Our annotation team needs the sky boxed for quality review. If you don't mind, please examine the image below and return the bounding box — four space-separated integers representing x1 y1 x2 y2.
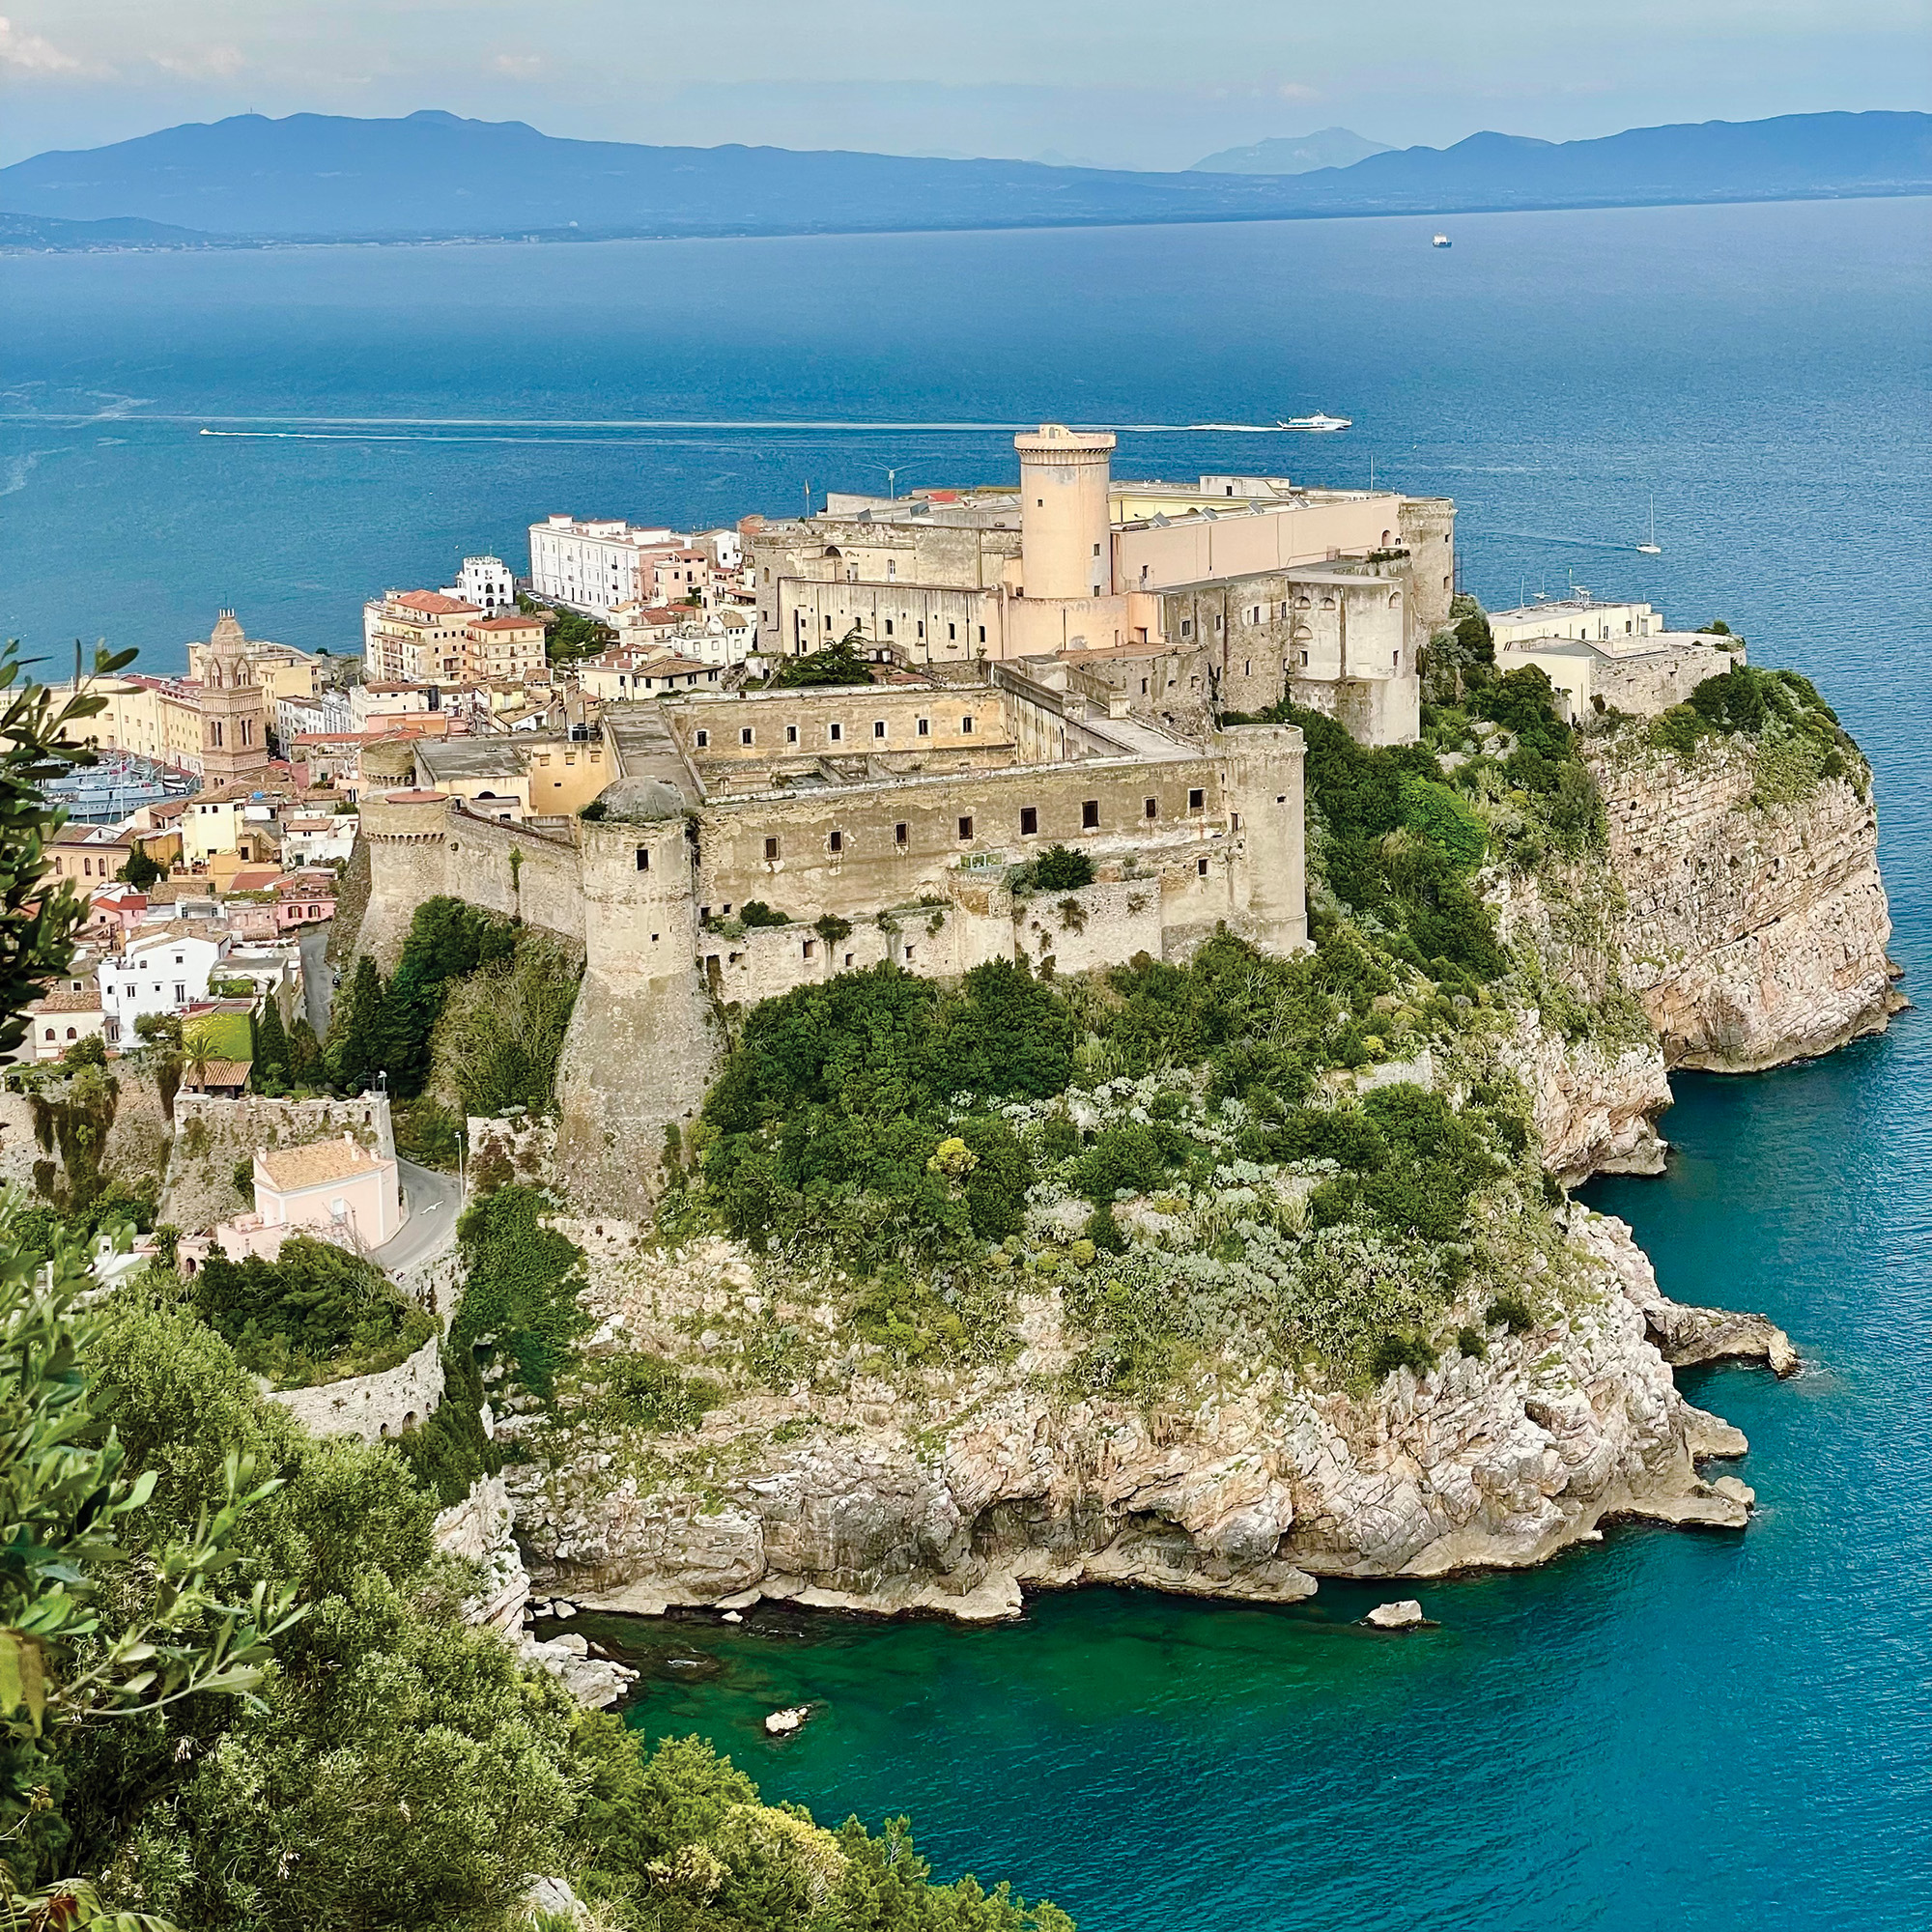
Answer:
1 0 1926 171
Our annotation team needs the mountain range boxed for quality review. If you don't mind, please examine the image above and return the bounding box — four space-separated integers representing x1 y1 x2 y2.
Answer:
2 108 1925 248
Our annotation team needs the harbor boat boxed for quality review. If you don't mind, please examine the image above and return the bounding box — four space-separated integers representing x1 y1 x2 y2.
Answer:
1635 496 1662 554
1432 234 1452 247
1275 413 1352 433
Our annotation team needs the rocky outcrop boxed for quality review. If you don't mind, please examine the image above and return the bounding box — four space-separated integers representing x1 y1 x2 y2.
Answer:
1587 737 1896 1071
1499 1015 1672 1185
507 1214 1768 1622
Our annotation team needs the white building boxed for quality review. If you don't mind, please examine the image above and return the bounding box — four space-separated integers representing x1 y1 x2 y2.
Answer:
1488 598 1664 650
98 925 227 1030
528 516 688 617
276 690 353 747
444 555 517 612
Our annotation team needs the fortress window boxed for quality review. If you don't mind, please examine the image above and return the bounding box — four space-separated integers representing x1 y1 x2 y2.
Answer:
1141 678 1150 694
1231 812 1241 831
1020 807 1038 836
1244 660 1252 676
830 723 843 743
786 724 799 744
829 830 843 854
1081 800 1099 830
844 952 854 967
803 939 816 959
957 815 974 841
949 623 957 640
741 727 754 746
895 822 908 848
885 620 894 636
764 837 780 861
635 846 650 871
918 621 925 639
696 729 710 748
1179 620 1193 639
917 717 930 737
873 721 887 739
1276 794 1287 804
960 715 975 734
904 945 916 961
1188 787 1205 810
978 626 986 643
1198 858 1209 877
1144 797 1157 819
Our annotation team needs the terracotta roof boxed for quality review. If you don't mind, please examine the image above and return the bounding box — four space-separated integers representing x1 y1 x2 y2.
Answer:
227 867 282 892
185 1060 251 1089
31 990 104 1013
257 1136 385 1192
469 612 546 632
53 824 130 847
389 591 481 617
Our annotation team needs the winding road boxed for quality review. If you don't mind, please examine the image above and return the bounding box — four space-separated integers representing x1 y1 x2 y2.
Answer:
371 1157 463 1274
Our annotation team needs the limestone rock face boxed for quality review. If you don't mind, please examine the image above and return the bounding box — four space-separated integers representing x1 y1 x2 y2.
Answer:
1497 1013 1673 1185
1588 739 1895 1071
508 1214 1768 1621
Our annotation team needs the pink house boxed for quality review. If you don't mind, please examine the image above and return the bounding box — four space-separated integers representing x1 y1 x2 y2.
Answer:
275 872 337 934
203 1134 402 1264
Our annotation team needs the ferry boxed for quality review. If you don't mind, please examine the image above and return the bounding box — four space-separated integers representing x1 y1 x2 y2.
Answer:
1275 413 1352 433
1432 234 1452 248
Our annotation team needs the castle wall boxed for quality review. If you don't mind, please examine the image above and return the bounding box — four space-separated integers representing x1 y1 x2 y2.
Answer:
695 756 1231 926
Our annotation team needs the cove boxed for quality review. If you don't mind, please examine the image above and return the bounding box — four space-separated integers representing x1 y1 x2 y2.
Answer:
605 1035 1932 1931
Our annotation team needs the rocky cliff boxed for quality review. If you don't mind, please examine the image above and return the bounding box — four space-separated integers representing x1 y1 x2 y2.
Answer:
506 1210 1781 1620
1587 733 1895 1072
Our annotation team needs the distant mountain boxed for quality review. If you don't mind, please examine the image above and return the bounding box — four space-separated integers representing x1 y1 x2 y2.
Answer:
1190 128 1394 175
0 208 212 250
1 108 1925 246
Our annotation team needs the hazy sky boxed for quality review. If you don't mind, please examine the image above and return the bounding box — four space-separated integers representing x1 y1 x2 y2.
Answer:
1 0 1926 170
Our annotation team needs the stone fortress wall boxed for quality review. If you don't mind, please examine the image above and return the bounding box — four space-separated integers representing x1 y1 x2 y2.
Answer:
355 664 1309 1208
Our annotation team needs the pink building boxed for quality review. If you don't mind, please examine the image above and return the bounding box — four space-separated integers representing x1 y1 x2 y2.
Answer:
275 872 336 934
207 1134 402 1264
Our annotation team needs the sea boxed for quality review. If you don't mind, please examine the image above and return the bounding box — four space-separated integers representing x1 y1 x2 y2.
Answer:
4 194 1929 1928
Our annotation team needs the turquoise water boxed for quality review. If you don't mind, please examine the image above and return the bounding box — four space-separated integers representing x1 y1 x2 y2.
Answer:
5 196 1930 1924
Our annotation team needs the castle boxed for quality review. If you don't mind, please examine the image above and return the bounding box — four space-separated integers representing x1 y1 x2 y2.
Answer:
354 426 1459 1208
745 425 1456 747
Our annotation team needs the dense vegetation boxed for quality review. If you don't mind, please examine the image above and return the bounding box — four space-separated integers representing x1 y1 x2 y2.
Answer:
520 594 613 668
770 633 874 689
688 926 1544 1386
191 1233 436 1386
325 897 582 1160
1648 661 1864 802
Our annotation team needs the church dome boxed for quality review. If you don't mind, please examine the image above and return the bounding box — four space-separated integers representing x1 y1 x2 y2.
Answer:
596 777 689 823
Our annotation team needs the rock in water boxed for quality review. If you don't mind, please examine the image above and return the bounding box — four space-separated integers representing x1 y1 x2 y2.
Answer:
722 1609 745 1624
1366 1600 1427 1629
552 1599 578 1618
764 1704 810 1735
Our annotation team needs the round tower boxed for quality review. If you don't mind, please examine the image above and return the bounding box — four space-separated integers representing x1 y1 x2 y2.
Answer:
1015 424 1115 600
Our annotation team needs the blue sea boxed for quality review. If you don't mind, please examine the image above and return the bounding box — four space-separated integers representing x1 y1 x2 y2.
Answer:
4 196 1930 1928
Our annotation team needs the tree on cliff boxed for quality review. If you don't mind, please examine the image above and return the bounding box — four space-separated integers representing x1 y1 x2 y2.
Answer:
252 991 290 1094
325 953 389 1094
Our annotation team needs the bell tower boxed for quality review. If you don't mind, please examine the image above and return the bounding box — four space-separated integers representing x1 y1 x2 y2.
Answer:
196 610 270 785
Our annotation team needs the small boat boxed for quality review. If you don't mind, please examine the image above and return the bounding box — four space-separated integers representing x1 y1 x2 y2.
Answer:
1432 234 1452 248
1275 413 1352 433
1635 495 1662 554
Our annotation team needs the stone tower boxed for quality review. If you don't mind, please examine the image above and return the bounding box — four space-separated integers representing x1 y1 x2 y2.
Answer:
1213 722 1309 956
1015 424 1115 601
196 611 270 786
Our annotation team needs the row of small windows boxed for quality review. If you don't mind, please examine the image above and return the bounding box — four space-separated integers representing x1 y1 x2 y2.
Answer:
808 613 988 646
758 789 1210 861
696 715 975 751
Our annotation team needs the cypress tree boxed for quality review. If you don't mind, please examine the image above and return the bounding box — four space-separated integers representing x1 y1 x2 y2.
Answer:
254 994 290 1092
327 955 390 1095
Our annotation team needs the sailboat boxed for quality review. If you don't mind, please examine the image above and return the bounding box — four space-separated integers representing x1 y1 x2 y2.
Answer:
1635 497 1662 554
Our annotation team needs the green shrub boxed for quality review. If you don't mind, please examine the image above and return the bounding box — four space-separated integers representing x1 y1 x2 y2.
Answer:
191 1236 428 1386
597 1352 720 1433
1487 1292 1536 1334
450 1184 589 1402
1370 1329 1440 1381
1025 844 1094 892
738 900 790 927
1456 1324 1487 1359
1399 777 1487 871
